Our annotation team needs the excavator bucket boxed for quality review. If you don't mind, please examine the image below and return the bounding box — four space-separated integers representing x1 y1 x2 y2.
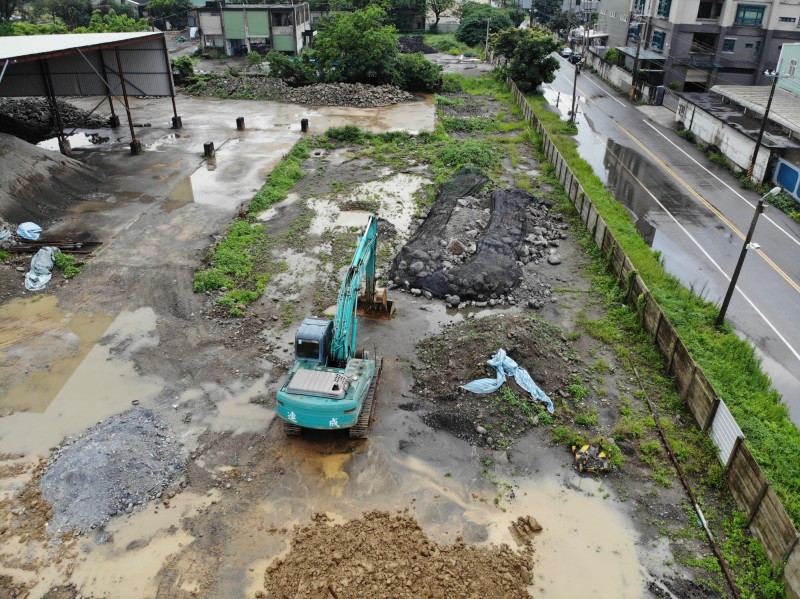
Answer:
357 287 395 320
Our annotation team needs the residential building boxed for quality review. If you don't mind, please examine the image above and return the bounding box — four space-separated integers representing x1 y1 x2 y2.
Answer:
599 0 800 91
191 3 312 56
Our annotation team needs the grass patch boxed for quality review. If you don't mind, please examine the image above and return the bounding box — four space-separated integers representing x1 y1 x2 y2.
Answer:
53 252 82 279
250 140 310 212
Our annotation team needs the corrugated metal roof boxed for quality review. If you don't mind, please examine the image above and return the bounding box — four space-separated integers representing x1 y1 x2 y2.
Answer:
710 85 800 136
0 32 161 62
0 32 172 98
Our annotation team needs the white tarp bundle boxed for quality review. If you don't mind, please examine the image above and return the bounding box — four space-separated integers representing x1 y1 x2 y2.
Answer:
461 348 554 413
25 246 59 291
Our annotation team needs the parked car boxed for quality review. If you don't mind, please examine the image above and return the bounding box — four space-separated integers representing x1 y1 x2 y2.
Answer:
559 47 573 57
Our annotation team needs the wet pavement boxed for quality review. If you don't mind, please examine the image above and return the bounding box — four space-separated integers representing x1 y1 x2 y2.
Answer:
545 56 800 423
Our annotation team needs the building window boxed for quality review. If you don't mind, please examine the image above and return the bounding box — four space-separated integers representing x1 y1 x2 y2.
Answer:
722 38 736 52
734 5 765 26
697 1 722 18
657 0 671 17
778 16 796 23
690 32 718 53
652 30 666 50
621 13 627 21
610 10 616 17
754 40 761 53
628 22 641 41
790 59 798 77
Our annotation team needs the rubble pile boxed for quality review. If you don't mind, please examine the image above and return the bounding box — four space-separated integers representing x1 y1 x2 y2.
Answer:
39 407 185 536
390 167 568 309
0 98 108 143
286 83 415 107
182 75 414 106
398 35 438 54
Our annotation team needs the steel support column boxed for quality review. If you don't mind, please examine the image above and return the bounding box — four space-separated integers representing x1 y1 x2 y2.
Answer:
114 46 142 155
98 51 120 128
161 36 182 129
40 59 70 156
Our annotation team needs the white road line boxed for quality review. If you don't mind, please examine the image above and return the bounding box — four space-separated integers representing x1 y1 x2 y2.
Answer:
579 71 627 106
617 152 800 364
643 120 800 248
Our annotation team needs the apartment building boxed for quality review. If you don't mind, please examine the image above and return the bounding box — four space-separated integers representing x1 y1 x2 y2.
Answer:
598 0 800 91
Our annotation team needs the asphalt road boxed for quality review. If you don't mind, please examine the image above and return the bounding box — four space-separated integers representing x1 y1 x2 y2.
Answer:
544 54 800 424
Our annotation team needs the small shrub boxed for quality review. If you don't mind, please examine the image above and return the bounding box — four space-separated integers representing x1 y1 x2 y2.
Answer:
437 138 497 170
640 439 663 457
676 127 695 142
395 52 443 92
171 56 195 80
53 252 82 279
325 125 368 145
193 268 232 292
603 47 620 65
246 51 263 68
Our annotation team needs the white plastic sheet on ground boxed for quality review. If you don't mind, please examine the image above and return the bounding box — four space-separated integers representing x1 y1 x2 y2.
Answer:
25 246 59 291
461 348 554 413
17 222 43 240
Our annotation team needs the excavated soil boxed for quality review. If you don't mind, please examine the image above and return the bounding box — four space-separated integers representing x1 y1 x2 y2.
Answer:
264 511 535 599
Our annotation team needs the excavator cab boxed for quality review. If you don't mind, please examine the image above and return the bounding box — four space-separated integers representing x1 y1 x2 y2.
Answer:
294 317 333 365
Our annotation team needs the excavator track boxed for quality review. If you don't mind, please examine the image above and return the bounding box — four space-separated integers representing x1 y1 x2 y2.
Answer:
349 357 383 439
283 421 303 436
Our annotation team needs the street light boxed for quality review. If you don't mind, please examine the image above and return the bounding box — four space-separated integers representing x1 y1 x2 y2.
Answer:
747 68 780 183
715 186 782 328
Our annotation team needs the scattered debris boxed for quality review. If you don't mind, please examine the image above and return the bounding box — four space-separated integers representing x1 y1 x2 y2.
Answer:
398 36 437 54
572 444 610 474
16 222 42 240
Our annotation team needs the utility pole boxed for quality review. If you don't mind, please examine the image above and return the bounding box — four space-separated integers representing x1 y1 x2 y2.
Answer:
570 58 580 124
747 69 780 183
485 16 491 59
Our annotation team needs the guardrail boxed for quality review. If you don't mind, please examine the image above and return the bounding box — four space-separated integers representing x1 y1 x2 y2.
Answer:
507 78 800 598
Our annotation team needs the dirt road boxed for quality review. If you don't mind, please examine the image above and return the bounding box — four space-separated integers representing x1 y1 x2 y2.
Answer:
0 89 724 598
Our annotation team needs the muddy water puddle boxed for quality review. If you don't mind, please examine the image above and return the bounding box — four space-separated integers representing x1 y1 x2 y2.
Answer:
0 304 164 456
265 437 647 598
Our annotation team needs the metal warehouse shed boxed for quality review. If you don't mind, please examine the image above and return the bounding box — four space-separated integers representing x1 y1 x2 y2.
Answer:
0 32 182 155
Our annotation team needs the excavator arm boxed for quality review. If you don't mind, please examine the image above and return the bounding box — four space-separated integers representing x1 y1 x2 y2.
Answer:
329 216 379 365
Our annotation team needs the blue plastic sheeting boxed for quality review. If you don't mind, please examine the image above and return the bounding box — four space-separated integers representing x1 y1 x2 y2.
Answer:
24 246 58 291
17 222 42 240
461 348 554 413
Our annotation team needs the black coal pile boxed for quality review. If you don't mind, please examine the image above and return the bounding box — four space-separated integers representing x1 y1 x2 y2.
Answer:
389 167 569 307
0 98 108 144
398 36 437 54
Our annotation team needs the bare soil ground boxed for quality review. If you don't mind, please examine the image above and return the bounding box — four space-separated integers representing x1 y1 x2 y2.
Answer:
0 86 733 598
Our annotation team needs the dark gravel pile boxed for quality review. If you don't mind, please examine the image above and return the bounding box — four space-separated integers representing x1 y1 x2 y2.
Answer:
398 35 437 54
40 407 184 536
390 167 569 308
0 98 108 143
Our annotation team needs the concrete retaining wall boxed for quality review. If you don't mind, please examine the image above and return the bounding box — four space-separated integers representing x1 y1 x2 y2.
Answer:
508 78 800 598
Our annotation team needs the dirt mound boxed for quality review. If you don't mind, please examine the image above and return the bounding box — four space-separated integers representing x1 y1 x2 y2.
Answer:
0 133 106 227
0 98 108 144
414 314 575 449
390 167 569 307
264 511 533 599
40 407 184 536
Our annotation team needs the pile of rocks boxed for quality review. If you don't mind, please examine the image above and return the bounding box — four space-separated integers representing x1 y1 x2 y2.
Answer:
398 35 438 54
285 82 415 107
390 167 569 309
39 407 185 536
182 75 415 107
0 98 108 143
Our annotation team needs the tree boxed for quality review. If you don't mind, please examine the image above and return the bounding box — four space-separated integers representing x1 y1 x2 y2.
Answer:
455 3 513 47
1 0 18 21
426 0 454 26
395 52 442 91
313 6 399 85
146 0 191 30
489 27 559 92
49 0 92 29
73 8 149 32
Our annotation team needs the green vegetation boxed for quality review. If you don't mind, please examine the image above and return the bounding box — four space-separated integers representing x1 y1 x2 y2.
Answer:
1 2 146 34
0 249 9 262
489 28 560 93
250 141 310 212
146 0 192 29
455 2 513 47
53 252 82 279
171 56 195 80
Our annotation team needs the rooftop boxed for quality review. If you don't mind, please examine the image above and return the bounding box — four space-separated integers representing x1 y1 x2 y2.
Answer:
0 32 162 63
